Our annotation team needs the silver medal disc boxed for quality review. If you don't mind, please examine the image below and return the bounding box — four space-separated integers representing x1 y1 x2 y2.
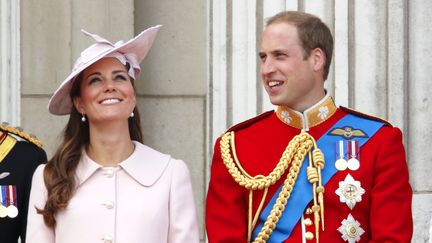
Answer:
0 205 7 218
335 158 348 171
7 205 18 218
347 158 360 171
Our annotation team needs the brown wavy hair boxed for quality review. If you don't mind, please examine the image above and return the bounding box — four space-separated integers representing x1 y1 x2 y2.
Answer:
37 70 143 227
266 11 334 81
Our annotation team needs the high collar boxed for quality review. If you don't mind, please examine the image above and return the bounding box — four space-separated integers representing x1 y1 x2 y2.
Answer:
275 94 337 130
76 141 170 187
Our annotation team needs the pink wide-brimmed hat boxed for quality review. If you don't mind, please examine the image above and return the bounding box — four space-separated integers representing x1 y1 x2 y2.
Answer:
48 25 162 115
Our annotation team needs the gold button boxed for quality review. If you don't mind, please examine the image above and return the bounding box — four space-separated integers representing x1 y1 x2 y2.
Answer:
305 208 313 214
305 231 314 240
304 218 313 226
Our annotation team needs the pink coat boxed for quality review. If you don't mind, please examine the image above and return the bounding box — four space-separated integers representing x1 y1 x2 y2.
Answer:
26 141 199 243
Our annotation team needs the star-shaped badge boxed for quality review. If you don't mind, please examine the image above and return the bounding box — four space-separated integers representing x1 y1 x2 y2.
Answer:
338 214 365 243
335 174 365 209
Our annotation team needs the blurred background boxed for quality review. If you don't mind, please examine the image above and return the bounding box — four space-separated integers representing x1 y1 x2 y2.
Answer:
1 0 431 242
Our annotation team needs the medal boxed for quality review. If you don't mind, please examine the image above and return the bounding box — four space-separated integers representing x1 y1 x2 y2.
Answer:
5 185 18 218
0 205 7 218
335 140 348 171
347 140 360 171
335 174 365 209
337 214 365 243
335 158 347 171
7 205 18 218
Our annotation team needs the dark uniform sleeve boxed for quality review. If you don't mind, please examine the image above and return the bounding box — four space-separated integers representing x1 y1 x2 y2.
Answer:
0 141 47 243
19 142 47 243
205 137 248 242
369 127 412 242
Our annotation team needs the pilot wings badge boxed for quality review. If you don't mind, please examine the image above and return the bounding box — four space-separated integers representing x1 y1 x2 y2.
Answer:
328 126 368 140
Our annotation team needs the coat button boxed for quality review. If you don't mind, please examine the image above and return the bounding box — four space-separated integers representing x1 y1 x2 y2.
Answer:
102 235 113 243
103 169 114 178
102 201 114 209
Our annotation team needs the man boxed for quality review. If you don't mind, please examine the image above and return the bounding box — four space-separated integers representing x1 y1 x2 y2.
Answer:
0 122 46 243
206 11 412 242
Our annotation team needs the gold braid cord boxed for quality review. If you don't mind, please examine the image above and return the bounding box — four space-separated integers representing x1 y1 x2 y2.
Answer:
0 122 43 148
220 131 325 243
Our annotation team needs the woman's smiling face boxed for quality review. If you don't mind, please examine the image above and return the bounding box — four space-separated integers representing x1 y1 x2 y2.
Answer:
73 57 136 124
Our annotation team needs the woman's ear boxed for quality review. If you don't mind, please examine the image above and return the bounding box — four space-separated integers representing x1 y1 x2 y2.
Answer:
133 93 137 107
72 97 84 114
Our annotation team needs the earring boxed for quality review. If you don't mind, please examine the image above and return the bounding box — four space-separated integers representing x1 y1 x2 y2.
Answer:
130 112 134 118
81 114 86 122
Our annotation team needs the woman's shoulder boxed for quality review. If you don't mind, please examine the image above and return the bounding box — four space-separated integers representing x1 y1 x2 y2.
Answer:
30 164 47 190
134 142 187 164
131 142 191 181
134 142 170 160
34 163 46 176
124 142 182 186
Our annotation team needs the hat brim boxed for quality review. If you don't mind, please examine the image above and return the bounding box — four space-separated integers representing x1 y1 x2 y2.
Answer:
48 25 162 115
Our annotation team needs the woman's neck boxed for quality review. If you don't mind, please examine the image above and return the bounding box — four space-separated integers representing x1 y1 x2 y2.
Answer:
86 122 135 167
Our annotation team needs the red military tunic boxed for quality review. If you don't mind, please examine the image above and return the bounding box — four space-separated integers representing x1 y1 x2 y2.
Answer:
206 95 412 242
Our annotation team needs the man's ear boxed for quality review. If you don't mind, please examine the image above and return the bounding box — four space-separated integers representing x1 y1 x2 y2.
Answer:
310 48 326 72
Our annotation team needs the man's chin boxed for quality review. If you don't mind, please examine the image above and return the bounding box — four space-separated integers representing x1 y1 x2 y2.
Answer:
268 98 285 107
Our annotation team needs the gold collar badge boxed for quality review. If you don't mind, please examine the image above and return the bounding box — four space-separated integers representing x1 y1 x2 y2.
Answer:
276 95 337 130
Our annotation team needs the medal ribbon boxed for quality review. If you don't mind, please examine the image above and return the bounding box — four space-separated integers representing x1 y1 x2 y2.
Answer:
348 140 359 159
5 185 10 205
8 185 16 206
0 185 5 206
252 113 384 242
335 140 346 160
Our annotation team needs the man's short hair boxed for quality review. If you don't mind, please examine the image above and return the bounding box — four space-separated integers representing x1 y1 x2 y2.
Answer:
266 11 334 81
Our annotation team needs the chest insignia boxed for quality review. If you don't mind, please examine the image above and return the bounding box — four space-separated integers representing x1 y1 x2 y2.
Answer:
0 172 10 180
335 140 361 171
338 214 365 243
0 185 18 218
328 126 368 140
335 174 365 210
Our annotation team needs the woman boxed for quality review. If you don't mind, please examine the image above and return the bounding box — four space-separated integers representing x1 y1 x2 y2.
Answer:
26 26 199 243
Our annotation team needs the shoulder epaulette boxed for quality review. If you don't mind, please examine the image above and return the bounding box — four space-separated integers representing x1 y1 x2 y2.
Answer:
0 122 43 148
226 110 274 133
340 106 392 127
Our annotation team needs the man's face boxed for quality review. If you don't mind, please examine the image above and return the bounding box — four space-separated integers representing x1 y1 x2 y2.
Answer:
259 22 323 111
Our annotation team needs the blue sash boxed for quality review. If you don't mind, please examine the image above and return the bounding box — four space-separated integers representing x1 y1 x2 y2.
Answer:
252 114 384 242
